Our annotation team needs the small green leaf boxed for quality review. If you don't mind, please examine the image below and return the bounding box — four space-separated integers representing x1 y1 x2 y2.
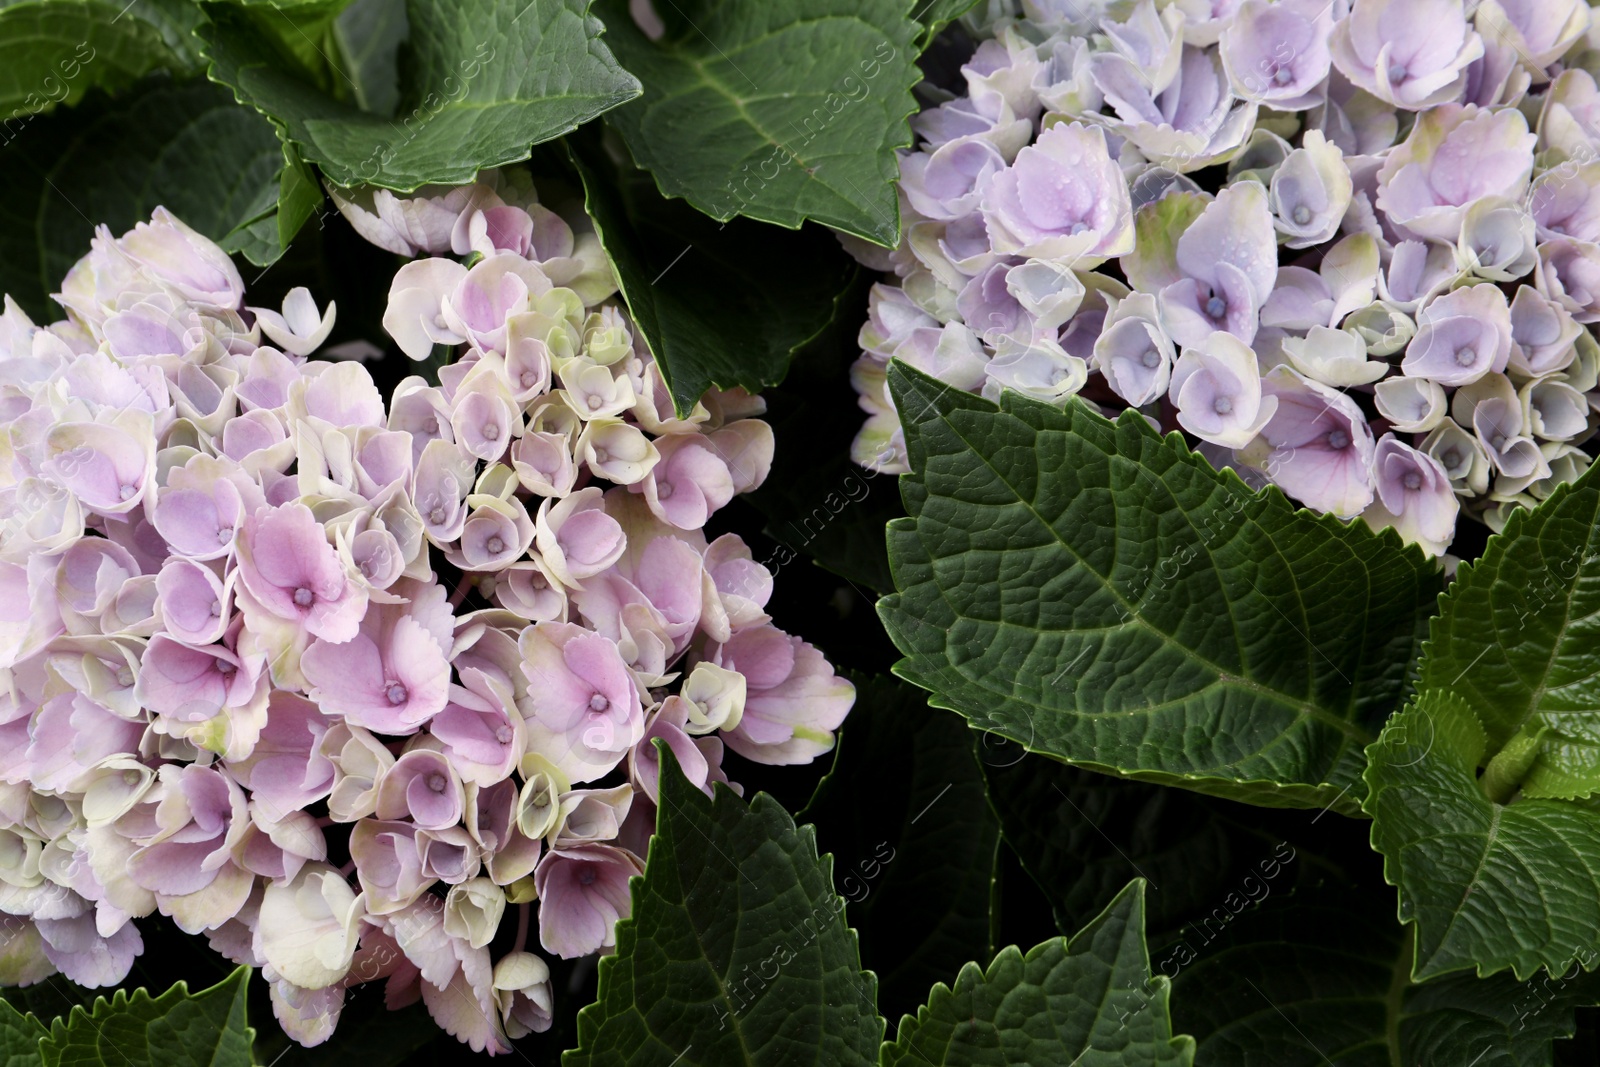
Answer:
0 0 203 121
0 76 286 319
565 745 882 1066
799 674 999 1026
1412 462 1600 799
909 0 982 46
1170 880 1600 1066
571 133 861 415
593 0 920 246
200 0 641 191
1366 693 1600 983
883 880 1195 1066
0 999 47 1067
878 362 1441 814
1365 465 1600 982
38 965 252 1067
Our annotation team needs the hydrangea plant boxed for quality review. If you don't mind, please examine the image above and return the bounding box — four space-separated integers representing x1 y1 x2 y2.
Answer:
2 0 1600 1063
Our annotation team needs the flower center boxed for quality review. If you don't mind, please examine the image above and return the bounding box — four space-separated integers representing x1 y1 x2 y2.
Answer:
495 724 513 744
1212 395 1234 416
482 422 499 440
1205 295 1227 320
657 481 674 500
209 599 222 617
1454 346 1477 367
1292 205 1312 226
293 586 315 607
1140 349 1161 369
1068 222 1089 236
485 535 505 555
586 394 602 410
429 506 446 525
520 371 538 389
588 693 609 713
529 572 546 589
1272 65 1293 86
1402 471 1422 491
216 526 234 544
116 666 134 687
386 682 408 705
1491 433 1507 451
215 660 235 675
122 769 141 786
426 773 446 793
118 483 136 501
577 866 597 887
1326 430 1350 450
1442 448 1461 469
591 447 610 464
1387 63 1407 84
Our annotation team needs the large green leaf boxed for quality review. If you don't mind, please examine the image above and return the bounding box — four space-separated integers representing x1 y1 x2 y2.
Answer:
0 76 287 319
571 133 861 415
1170 880 1600 1066
799 674 999 1027
878 362 1442 814
1365 693 1600 983
883 879 1195 1066
1365 467 1600 982
0 0 202 121
565 745 882 1066
984 754 1328 940
593 0 919 246
0 1000 46 1067
38 966 252 1067
1412 463 1600 800
200 0 640 190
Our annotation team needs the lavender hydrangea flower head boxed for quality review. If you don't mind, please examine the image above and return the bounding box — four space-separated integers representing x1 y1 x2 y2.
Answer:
845 0 1600 553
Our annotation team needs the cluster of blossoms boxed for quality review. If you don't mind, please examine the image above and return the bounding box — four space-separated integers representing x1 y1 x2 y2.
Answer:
0 169 854 1051
847 0 1600 554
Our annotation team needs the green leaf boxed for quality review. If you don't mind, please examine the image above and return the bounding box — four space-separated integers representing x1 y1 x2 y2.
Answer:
984 754 1321 940
0 76 286 319
565 745 882 1066
1411 463 1600 800
877 362 1442 814
593 0 920 246
571 133 862 415
38 965 252 1067
1365 466 1600 982
798 674 999 1026
1169 880 1600 1066
1365 693 1600 982
329 0 406 116
0 0 203 122
883 880 1195 1067
0 999 47 1067
909 0 981 46
199 0 641 190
